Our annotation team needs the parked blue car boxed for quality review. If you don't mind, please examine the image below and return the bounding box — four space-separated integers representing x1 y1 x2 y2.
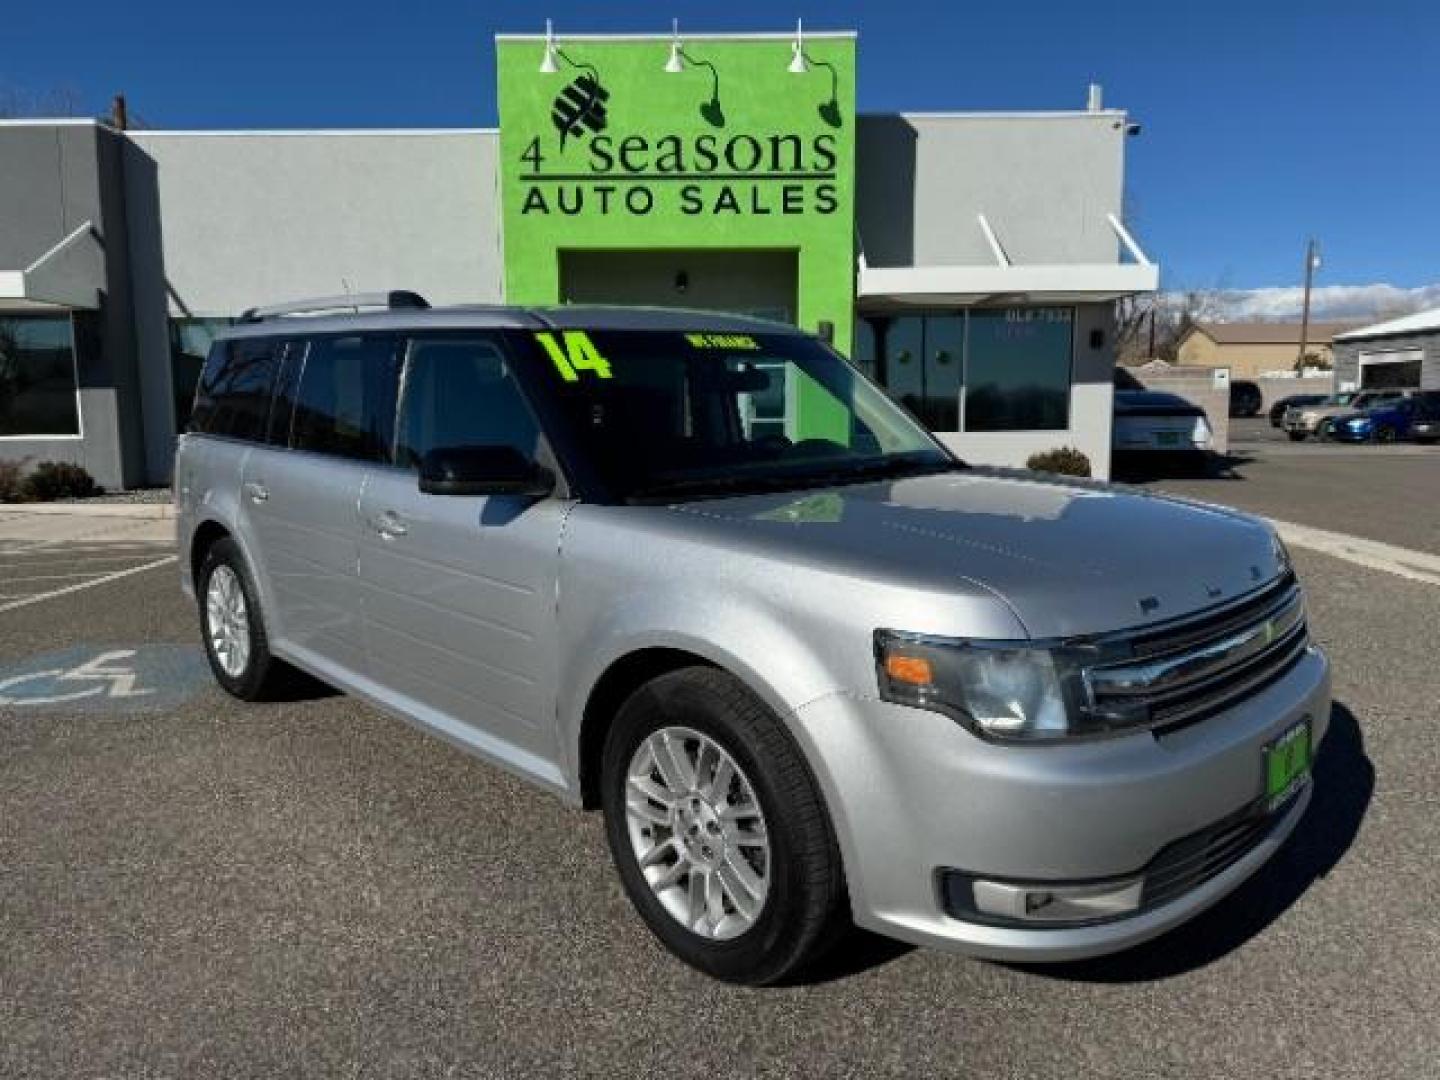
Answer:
1326 391 1440 443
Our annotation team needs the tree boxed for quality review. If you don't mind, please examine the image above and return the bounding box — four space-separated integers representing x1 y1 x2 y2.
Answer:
0 86 87 119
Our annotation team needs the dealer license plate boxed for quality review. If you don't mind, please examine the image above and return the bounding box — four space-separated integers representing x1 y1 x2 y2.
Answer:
1155 431 1182 447
1264 718 1312 812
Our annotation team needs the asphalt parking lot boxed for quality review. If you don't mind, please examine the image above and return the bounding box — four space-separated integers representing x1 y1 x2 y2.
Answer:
2 457 1438 1078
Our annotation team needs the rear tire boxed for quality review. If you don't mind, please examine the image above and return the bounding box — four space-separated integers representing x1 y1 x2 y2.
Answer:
1287 432 1306 442
197 536 286 701
601 667 847 985
1374 425 1397 444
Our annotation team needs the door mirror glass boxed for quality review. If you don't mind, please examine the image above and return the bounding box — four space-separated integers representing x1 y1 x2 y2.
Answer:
418 446 554 498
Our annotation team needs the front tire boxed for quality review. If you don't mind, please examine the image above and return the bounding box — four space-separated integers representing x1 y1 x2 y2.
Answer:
198 536 285 701
1287 431 1306 442
601 667 846 985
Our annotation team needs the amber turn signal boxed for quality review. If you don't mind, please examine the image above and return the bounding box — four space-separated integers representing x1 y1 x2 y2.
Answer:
884 653 934 687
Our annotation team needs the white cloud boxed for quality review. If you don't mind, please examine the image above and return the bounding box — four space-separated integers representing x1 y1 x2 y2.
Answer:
1193 283 1440 323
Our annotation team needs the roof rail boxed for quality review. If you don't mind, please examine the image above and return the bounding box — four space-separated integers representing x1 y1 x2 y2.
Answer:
238 290 430 323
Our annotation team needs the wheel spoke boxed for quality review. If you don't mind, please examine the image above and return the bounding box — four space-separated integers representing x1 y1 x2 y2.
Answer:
720 799 761 824
732 821 768 848
706 755 733 801
717 861 761 920
626 796 672 827
627 774 675 809
655 731 696 792
687 868 708 930
650 857 688 894
638 837 678 869
705 866 727 929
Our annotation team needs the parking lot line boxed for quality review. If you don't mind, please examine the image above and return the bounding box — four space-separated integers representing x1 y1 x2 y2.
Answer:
1270 519 1440 586
0 555 177 615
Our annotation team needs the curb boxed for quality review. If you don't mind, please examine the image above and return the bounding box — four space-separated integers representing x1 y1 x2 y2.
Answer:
0 502 176 521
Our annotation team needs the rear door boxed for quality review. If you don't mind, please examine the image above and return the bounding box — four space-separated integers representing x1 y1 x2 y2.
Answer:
242 332 402 676
357 332 568 778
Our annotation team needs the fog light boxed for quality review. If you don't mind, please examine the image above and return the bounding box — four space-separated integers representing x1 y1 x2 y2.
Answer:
967 876 1143 924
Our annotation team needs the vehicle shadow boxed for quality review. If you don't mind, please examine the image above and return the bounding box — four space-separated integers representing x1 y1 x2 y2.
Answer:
785 925 916 986
1116 451 1255 484
1012 700 1371 984
264 662 342 703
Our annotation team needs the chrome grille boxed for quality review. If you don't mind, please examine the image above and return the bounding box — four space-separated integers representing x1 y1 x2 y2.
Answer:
1084 575 1309 733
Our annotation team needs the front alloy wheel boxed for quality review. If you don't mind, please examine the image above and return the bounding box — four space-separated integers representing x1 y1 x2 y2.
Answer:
624 726 770 940
602 667 847 984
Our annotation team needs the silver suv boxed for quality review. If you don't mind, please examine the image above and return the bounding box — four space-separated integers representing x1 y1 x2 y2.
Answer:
176 294 1330 984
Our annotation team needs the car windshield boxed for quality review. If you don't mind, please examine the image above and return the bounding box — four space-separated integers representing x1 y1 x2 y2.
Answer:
514 328 955 503
1326 393 1357 407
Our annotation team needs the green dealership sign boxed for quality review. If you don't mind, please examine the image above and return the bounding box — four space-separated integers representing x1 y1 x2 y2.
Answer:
496 33 857 352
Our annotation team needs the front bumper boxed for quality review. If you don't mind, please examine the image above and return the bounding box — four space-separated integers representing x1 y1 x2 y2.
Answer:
1329 427 1372 442
790 644 1331 961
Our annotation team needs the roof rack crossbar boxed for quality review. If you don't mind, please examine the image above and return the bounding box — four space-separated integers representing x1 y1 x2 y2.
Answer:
238 290 430 323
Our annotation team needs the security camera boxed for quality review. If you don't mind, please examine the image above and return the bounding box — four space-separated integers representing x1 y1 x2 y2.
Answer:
1126 123 1142 137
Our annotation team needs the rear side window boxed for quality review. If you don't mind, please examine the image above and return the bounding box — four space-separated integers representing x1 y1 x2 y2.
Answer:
188 337 284 441
395 335 541 469
290 335 403 462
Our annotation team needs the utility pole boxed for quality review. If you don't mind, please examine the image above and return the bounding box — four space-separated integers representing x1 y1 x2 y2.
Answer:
1296 238 1320 371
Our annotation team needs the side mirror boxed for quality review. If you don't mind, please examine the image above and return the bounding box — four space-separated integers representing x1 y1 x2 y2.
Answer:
418 445 555 498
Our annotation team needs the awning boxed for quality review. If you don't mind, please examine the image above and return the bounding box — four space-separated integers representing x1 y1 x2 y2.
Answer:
0 221 103 309
857 212 1159 306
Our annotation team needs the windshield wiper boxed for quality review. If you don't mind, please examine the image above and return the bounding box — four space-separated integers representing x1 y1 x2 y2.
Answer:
625 473 809 504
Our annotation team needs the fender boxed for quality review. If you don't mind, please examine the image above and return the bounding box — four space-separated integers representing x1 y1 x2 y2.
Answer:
555 576 850 797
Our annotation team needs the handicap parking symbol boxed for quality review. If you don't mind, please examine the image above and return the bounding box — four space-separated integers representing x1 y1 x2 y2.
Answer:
0 646 210 713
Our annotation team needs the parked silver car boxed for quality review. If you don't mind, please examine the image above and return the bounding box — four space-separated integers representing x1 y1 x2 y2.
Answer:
176 294 1330 984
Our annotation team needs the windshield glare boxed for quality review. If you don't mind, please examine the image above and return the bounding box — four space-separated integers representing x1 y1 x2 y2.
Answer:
519 329 952 501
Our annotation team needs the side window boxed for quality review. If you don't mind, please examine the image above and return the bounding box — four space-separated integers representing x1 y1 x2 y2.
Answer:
188 343 225 434
290 335 403 462
395 336 541 469
189 337 284 441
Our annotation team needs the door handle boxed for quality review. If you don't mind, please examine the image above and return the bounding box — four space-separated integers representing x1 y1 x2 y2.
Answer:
372 510 408 539
244 481 269 503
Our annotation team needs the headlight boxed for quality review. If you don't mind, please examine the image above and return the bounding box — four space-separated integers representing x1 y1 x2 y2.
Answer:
875 631 1081 741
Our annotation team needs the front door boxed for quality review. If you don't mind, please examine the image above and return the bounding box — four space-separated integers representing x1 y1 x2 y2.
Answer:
357 333 567 780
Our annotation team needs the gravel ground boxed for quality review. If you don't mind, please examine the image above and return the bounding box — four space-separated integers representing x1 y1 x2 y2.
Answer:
59 487 173 505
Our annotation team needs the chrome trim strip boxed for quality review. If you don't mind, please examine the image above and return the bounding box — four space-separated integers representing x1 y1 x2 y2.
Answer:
1149 632 1310 726
1086 591 1305 701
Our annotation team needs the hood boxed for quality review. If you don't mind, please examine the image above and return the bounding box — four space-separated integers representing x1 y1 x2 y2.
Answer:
664 470 1283 639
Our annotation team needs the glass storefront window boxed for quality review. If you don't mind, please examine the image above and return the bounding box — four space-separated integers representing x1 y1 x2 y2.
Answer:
856 308 1074 433
964 308 1073 432
170 318 234 432
0 315 81 436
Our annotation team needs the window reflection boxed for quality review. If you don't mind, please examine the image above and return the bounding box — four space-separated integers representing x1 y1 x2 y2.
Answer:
0 315 80 436
855 308 1073 433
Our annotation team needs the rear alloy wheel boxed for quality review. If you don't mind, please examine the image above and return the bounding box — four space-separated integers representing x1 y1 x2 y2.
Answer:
602 667 847 985
198 537 285 701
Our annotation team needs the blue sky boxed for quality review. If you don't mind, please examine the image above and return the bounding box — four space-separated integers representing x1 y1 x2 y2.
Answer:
6 1 1437 305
